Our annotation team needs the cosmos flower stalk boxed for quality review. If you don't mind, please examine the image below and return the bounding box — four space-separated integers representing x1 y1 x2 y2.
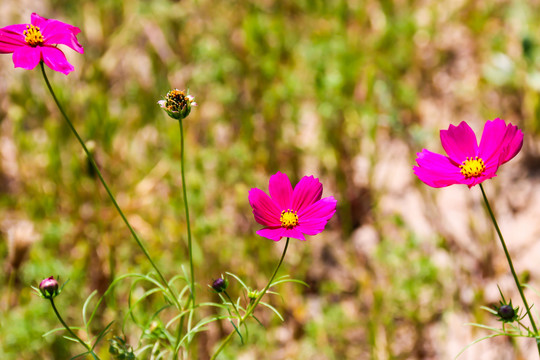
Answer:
414 119 540 356
34 277 100 359
211 173 336 359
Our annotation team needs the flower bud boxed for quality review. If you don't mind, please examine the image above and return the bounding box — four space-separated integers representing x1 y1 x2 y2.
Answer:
247 289 259 302
39 276 59 299
211 277 228 293
158 89 197 121
497 304 516 321
109 336 135 360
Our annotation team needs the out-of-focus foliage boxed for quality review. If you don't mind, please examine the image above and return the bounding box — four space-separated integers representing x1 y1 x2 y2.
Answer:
1 0 540 358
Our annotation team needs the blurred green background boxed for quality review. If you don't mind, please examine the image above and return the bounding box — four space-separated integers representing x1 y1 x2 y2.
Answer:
2 0 540 359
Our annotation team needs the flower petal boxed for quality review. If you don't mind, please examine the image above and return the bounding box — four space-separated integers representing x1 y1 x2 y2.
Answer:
256 227 284 241
248 188 281 227
280 227 306 241
478 119 508 164
296 196 337 236
0 25 27 53
256 227 305 241
413 149 465 188
12 46 41 70
440 121 478 163
499 128 523 165
41 46 74 75
298 196 337 221
268 172 293 210
480 118 523 165
292 175 323 213
41 21 83 53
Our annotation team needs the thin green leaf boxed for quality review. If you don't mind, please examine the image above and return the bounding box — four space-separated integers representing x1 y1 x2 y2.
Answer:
455 333 502 359
70 351 90 360
135 344 154 357
259 301 284 321
196 301 232 310
226 272 250 291
229 320 244 344
91 320 114 350
87 273 142 327
82 290 98 330
62 335 82 343
270 278 309 287
165 309 192 329
176 316 230 350
480 306 498 315
42 327 83 337
125 287 164 329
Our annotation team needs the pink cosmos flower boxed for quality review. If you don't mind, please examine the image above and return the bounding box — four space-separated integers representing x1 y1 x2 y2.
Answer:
0 13 83 75
249 172 337 241
413 118 523 188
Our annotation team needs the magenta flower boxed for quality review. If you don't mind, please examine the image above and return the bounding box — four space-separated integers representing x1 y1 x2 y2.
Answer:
413 118 523 188
249 172 337 241
0 13 83 75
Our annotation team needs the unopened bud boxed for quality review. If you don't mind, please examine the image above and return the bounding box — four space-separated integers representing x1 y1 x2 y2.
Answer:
212 277 228 293
39 276 59 299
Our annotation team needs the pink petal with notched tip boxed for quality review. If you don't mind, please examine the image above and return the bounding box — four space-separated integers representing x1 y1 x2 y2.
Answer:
493 122 523 165
298 196 336 222
440 121 479 163
248 188 281 227
478 119 513 166
41 22 83 53
41 46 74 75
413 149 464 188
292 175 323 213
268 171 293 210
30 13 83 53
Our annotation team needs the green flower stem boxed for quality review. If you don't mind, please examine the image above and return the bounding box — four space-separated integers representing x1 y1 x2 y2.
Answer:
224 291 241 320
49 298 100 360
210 238 290 360
479 184 540 353
172 119 196 359
39 63 180 310
178 119 195 303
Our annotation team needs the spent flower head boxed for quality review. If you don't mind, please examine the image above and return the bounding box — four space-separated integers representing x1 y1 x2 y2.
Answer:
0 13 83 75
413 119 523 188
158 89 197 120
249 172 337 241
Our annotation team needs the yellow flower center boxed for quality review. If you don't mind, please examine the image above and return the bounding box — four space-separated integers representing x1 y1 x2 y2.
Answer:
459 156 486 178
23 25 44 46
280 209 299 229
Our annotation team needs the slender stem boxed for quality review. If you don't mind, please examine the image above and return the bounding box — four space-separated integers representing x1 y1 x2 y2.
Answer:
210 238 290 360
49 298 100 360
172 120 196 359
39 63 180 309
479 184 540 352
223 291 241 320
178 119 195 303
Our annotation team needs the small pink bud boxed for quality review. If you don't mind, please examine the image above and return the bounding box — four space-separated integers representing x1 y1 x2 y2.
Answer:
39 276 59 299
